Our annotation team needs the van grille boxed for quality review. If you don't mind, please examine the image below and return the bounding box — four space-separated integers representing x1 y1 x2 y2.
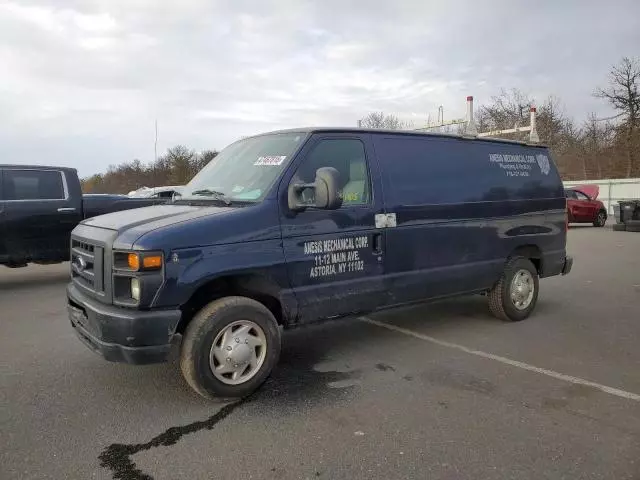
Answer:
71 237 104 293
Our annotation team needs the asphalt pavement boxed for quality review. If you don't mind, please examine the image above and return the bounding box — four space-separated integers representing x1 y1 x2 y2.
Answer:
1 224 639 479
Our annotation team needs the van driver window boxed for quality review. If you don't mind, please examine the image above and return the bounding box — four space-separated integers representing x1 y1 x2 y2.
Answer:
293 139 370 206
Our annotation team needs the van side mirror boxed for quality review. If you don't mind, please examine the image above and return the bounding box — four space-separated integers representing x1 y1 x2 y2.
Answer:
288 167 343 212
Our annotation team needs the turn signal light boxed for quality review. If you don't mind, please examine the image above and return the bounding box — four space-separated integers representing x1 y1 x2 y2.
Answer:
142 255 163 269
127 253 140 271
127 252 162 271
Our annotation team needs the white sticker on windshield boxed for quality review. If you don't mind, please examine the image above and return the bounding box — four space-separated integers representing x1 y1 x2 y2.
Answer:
235 189 262 200
255 155 286 166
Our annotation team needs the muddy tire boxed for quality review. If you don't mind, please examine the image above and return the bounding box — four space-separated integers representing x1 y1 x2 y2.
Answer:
593 210 607 227
488 256 539 322
180 296 281 401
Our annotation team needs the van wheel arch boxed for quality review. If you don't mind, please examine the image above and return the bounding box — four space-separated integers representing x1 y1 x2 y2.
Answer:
508 244 542 275
177 274 286 335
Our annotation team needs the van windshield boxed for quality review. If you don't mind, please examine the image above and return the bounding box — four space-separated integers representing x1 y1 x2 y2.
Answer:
179 132 307 204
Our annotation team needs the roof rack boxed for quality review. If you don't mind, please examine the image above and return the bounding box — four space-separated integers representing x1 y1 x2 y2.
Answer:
412 96 540 144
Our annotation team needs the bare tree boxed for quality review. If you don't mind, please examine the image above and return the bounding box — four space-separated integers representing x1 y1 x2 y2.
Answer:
81 146 217 194
538 96 569 150
164 145 197 184
193 149 218 172
582 113 616 178
594 56 640 177
359 112 407 130
477 88 532 138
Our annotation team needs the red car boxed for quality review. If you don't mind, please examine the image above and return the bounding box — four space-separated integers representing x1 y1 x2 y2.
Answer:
565 184 607 227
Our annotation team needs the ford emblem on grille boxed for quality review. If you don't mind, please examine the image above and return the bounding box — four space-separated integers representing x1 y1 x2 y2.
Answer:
75 256 87 271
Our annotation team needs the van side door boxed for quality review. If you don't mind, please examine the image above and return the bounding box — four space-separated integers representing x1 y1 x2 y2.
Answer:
1 168 81 263
278 133 387 323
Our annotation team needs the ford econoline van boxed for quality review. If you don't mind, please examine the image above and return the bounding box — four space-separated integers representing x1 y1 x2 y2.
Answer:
67 128 572 399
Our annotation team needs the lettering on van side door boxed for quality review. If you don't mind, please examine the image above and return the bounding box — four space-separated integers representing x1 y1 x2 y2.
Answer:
304 235 369 278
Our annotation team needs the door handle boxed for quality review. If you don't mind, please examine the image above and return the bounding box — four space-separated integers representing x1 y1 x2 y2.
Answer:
57 207 77 213
372 233 383 254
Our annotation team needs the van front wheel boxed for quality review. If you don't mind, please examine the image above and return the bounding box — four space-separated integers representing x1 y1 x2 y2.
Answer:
488 257 539 322
180 296 281 400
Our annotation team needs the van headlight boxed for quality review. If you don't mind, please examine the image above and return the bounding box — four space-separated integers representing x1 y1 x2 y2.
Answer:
112 250 164 307
131 278 141 301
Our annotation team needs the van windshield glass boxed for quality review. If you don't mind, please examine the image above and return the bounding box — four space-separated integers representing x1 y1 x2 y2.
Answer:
179 132 306 203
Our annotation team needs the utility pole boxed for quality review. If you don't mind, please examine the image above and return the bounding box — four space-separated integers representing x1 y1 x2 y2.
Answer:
154 119 158 162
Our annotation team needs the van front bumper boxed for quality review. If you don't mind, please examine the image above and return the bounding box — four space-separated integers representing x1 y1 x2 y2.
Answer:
67 283 181 365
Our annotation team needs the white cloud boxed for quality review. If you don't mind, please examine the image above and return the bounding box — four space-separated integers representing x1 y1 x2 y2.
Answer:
1 2 64 34
0 0 639 177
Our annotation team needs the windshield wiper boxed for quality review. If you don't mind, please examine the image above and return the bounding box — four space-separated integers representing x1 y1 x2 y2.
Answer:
190 189 232 205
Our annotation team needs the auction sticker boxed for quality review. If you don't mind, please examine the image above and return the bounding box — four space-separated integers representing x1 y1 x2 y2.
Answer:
255 156 287 166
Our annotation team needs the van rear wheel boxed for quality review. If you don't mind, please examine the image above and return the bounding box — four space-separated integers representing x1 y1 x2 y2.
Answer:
488 257 539 322
180 296 281 400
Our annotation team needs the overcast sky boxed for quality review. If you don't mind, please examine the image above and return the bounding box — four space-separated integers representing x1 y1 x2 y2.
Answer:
1 0 639 177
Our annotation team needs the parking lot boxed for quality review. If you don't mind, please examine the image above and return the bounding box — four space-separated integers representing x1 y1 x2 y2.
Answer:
1 224 639 480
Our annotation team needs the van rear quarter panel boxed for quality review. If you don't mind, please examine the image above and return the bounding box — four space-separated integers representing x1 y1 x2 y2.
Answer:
372 134 566 304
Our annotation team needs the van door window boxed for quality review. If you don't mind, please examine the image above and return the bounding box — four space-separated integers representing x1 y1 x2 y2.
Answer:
292 139 370 206
3 170 65 201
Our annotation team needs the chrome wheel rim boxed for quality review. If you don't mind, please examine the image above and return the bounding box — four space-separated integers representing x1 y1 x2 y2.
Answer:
209 320 267 385
510 269 535 310
598 213 605 225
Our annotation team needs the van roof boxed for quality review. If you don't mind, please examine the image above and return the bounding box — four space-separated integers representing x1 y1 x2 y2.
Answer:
0 164 78 172
249 127 547 148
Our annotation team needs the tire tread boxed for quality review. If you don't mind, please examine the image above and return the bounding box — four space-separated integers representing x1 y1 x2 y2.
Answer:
180 296 279 401
488 256 538 322
488 266 510 322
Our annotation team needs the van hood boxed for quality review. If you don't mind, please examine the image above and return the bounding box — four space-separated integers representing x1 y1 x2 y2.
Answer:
574 184 599 200
81 204 233 233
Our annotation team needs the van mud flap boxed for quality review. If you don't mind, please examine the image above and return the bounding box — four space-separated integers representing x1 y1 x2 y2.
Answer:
561 256 573 275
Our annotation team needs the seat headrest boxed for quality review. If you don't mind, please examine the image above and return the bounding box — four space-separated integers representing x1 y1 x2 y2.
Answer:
349 158 366 182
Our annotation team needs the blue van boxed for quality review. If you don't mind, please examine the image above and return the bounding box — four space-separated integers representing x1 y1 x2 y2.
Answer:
67 128 572 399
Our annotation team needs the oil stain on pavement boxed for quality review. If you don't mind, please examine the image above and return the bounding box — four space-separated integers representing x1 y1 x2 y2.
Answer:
99 399 248 480
98 324 363 479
